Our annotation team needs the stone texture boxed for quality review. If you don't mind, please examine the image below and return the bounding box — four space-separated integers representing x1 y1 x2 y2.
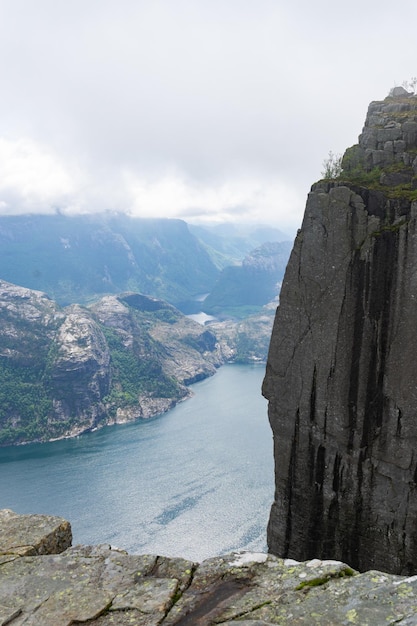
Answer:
47 304 111 433
4 510 417 624
0 509 72 557
342 92 417 181
263 94 417 575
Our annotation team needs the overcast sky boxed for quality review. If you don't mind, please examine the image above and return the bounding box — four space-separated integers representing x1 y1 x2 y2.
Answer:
0 0 416 235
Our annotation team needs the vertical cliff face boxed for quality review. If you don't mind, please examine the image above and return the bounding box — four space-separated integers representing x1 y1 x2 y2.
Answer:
263 90 417 575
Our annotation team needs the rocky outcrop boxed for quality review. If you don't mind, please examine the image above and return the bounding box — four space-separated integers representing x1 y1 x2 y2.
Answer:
263 91 417 575
0 281 229 446
0 509 72 557
342 87 417 189
210 301 278 363
47 305 111 434
4 510 417 625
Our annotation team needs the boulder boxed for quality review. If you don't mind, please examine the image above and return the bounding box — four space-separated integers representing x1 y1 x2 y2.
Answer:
0 509 71 557
342 92 417 182
390 85 413 97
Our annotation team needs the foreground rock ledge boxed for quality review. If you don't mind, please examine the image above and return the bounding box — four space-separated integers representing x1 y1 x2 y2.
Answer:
2 511 417 625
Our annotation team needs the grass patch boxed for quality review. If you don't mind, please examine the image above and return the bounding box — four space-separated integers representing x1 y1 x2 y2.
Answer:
295 567 355 591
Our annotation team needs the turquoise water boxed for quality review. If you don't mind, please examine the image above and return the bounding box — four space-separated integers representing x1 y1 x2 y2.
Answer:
0 364 273 561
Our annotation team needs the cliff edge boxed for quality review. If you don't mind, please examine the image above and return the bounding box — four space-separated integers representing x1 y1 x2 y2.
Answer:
263 87 417 575
4 510 417 625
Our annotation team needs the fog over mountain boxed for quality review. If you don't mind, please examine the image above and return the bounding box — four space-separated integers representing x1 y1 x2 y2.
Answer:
0 1 416 234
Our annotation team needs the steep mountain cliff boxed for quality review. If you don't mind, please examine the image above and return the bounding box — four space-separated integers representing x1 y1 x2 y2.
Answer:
263 88 417 575
0 281 229 446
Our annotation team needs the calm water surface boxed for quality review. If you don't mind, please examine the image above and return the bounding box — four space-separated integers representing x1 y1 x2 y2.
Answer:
0 364 273 561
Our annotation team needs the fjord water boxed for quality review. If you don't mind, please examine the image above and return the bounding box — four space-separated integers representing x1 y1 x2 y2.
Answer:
0 364 273 561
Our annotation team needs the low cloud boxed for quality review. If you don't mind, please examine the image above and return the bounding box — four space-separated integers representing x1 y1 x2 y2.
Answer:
0 138 77 213
0 135 305 234
123 170 303 230
0 1 416 235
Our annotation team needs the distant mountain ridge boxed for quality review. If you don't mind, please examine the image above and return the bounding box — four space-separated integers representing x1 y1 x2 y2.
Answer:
0 213 292 318
0 213 219 308
188 222 290 269
202 240 292 317
0 213 291 314
0 212 292 445
0 270 284 445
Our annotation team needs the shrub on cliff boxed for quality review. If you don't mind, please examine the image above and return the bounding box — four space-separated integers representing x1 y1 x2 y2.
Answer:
321 151 342 179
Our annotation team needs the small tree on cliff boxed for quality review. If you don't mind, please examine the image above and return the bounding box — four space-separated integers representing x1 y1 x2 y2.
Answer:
388 78 417 96
402 77 417 93
321 151 342 179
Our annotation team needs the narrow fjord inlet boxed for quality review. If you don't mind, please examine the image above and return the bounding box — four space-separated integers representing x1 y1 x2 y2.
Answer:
0 364 272 561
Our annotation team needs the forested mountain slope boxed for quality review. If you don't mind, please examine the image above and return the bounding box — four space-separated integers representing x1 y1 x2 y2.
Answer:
0 280 230 446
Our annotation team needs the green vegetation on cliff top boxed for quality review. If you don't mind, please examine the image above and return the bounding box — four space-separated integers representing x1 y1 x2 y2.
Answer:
321 92 417 202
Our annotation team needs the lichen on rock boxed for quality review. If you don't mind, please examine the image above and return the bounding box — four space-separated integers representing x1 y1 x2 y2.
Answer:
3 510 417 625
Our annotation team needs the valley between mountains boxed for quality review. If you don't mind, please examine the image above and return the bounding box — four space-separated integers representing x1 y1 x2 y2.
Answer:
0 219 291 446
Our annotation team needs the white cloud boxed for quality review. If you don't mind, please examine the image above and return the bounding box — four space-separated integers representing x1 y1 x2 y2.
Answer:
0 134 304 234
124 170 304 232
0 0 416 232
0 138 77 213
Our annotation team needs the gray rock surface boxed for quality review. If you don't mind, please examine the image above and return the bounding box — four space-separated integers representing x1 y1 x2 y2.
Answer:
263 93 417 574
47 304 111 435
3 511 417 625
0 509 72 557
342 92 417 183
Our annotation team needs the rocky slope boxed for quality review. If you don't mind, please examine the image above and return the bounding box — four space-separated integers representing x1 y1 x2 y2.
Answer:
0 281 230 446
263 87 417 575
210 299 278 362
3 509 417 625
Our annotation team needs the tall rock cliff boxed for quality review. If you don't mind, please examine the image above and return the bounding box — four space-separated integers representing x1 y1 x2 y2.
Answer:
263 88 417 575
